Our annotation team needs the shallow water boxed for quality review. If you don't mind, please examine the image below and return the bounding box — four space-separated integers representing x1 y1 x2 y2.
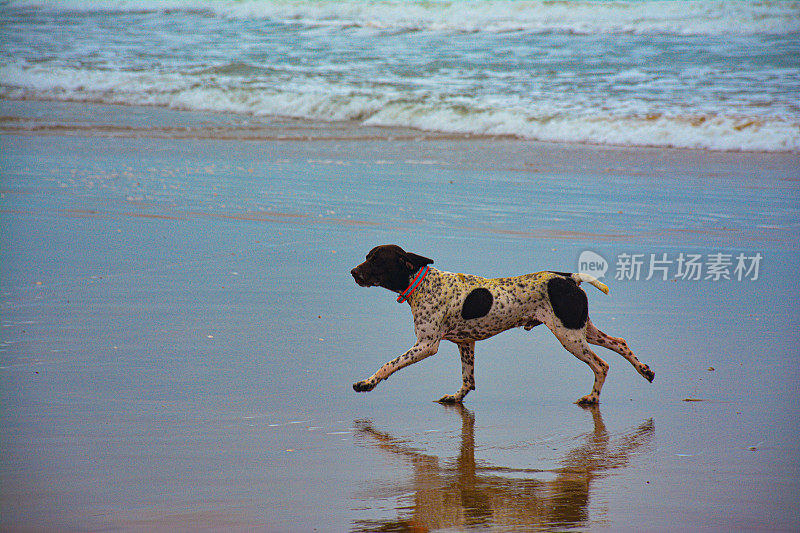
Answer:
1 101 799 531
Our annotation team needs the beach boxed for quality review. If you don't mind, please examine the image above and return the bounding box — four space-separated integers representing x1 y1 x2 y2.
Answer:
1 99 799 531
2 0 800 530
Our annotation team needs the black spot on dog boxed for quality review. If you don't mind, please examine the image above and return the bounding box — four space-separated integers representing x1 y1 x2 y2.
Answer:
461 288 493 320
547 277 587 329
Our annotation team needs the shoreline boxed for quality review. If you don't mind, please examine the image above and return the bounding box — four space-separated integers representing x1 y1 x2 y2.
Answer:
3 98 800 156
2 99 798 255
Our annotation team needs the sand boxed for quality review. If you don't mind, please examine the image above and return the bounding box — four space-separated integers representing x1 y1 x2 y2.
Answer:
1 100 799 531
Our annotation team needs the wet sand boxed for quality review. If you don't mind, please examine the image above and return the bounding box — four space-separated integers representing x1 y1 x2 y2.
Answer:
1 100 799 531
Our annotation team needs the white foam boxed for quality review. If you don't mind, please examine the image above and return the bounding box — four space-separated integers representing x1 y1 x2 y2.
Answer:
2 61 798 152
355 94 800 152
9 0 800 36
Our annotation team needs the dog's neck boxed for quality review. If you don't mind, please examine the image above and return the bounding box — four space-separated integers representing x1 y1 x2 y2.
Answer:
396 265 430 303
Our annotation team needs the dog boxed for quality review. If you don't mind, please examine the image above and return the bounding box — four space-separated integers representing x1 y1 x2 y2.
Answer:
350 244 654 404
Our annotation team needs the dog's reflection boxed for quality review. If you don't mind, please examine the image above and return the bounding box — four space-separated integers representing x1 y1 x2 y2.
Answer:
354 405 653 532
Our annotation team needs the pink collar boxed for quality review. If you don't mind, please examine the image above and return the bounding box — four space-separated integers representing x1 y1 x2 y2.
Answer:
396 265 430 303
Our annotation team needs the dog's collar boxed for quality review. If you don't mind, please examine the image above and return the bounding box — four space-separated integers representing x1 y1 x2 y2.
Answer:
397 265 429 303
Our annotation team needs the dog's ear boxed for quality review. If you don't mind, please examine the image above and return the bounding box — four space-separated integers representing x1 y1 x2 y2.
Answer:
400 250 434 271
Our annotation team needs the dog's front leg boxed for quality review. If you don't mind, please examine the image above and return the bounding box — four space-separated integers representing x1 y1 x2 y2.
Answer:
353 337 440 393
438 341 475 403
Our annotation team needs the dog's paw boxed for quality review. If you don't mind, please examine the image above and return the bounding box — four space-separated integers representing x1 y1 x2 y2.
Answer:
576 394 599 405
437 394 462 404
353 379 377 392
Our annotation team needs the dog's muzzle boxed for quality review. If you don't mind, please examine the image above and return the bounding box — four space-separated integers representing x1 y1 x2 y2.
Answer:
351 267 370 287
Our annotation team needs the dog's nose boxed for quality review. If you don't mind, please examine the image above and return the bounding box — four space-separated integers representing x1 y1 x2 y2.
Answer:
351 267 368 286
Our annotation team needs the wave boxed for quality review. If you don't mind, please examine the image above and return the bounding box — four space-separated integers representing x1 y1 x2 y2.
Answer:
2 64 797 152
365 105 800 153
7 0 800 36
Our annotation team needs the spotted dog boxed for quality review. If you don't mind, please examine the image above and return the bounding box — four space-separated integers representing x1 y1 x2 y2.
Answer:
350 244 654 404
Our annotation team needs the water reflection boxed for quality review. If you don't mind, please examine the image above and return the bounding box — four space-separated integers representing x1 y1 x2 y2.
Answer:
354 405 653 532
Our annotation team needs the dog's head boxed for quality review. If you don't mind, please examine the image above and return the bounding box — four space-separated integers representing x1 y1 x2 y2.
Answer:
351 244 434 292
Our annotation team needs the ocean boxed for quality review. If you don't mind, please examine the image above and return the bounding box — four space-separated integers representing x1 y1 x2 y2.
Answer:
1 0 799 152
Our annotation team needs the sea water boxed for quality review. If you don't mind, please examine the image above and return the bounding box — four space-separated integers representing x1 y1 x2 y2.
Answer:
1 0 799 151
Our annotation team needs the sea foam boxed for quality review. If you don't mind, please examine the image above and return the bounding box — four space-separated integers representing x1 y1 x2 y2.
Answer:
3 63 798 152
9 0 800 36
2 0 799 152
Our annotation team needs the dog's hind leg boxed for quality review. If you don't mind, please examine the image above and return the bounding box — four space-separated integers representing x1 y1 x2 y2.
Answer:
551 328 609 405
438 341 476 404
585 320 654 383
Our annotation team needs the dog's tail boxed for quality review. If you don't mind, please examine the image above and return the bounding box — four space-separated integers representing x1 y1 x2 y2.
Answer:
573 273 610 295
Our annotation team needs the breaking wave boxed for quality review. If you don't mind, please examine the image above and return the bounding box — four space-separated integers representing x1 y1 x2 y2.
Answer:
2 63 798 152
7 0 800 36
